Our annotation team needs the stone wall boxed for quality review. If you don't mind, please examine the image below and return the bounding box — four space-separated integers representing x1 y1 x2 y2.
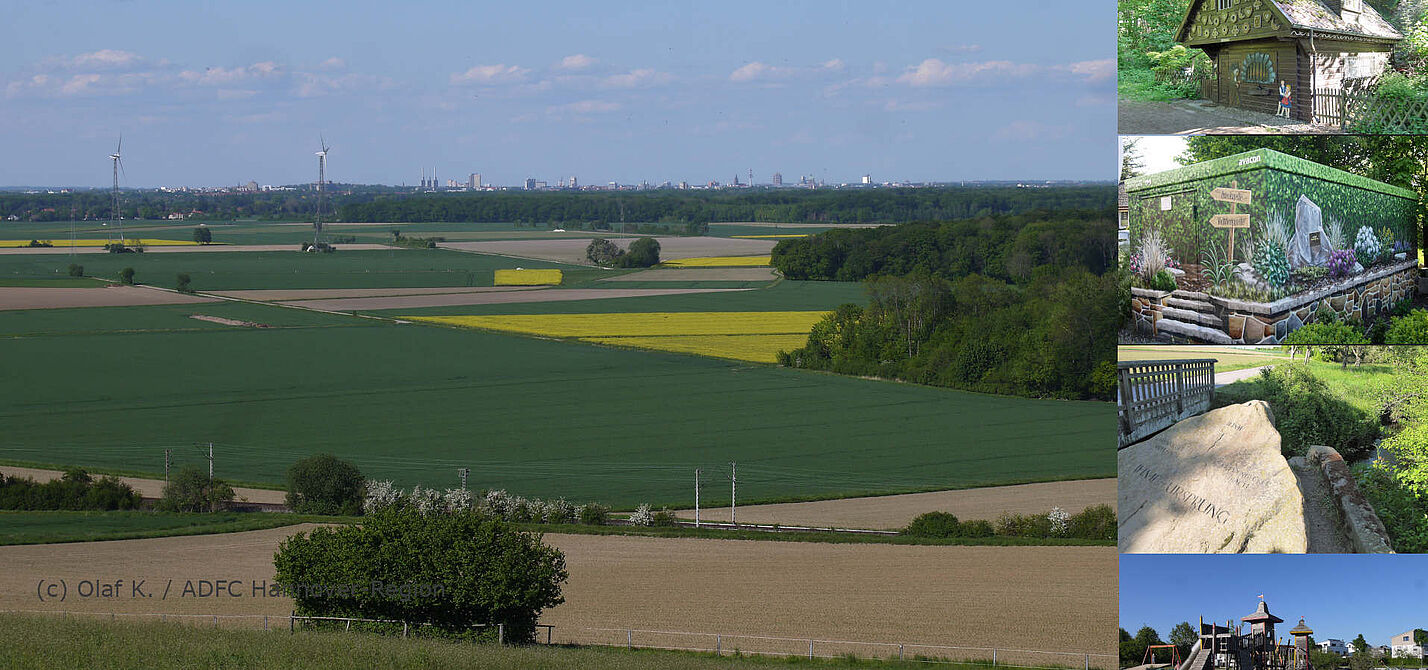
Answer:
1130 260 1419 344
1221 260 1418 344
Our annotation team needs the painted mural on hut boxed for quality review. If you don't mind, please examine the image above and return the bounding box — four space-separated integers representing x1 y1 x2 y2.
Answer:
1125 148 1416 303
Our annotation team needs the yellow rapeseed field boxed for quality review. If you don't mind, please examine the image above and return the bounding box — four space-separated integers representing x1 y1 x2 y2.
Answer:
0 239 203 248
659 255 772 267
404 311 829 362
584 334 811 363
493 268 563 286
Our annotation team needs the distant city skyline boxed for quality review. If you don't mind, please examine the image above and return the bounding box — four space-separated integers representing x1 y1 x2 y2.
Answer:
1121 555 1428 645
0 1 1113 188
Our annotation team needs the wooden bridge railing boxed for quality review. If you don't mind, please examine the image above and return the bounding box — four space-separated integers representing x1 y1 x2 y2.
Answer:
1117 359 1216 448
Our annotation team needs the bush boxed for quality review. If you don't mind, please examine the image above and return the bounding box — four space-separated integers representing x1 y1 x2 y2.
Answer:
1253 364 1378 459
995 511 1053 538
1282 322 1368 346
649 507 677 527
1253 240 1290 287
273 508 567 643
616 237 661 268
0 467 142 511
1066 504 1117 541
1354 464 1428 553
175 273 192 293
67 264 83 277
1149 268 1177 292
627 503 654 526
156 465 235 512
285 454 366 516
1326 249 1356 279
119 267 135 284
903 511 963 538
584 238 623 266
1355 226 1381 266
192 226 212 244
1386 310 1428 344
577 503 609 525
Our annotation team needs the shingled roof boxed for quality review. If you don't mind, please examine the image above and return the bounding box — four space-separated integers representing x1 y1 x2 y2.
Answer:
1273 0 1401 40
1176 0 1401 44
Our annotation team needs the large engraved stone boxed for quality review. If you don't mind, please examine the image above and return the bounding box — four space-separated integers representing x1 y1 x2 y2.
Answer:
1118 401 1307 553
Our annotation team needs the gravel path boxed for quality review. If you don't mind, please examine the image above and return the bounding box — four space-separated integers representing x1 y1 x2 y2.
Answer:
1119 98 1341 135
1215 365 1273 387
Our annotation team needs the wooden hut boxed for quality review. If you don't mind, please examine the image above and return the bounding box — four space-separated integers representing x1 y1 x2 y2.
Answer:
1175 0 1402 120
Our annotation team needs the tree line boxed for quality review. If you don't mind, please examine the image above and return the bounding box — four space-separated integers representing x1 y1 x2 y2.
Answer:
773 208 1117 401
334 186 1114 225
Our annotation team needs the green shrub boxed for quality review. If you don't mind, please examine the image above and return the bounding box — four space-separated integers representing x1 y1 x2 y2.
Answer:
285 453 366 516
1386 310 1428 344
1066 504 1117 541
1282 322 1367 346
0 467 142 511
273 508 567 643
119 267 135 284
995 511 1052 538
584 238 623 266
616 237 661 268
1354 464 1428 553
156 465 235 512
576 502 608 525
1253 240 1290 287
192 226 212 244
175 273 192 293
649 507 677 527
1149 268 1177 292
1254 364 1377 459
67 264 83 277
902 511 963 538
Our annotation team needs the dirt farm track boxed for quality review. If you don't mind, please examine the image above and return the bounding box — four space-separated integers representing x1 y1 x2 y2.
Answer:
0 526 1116 662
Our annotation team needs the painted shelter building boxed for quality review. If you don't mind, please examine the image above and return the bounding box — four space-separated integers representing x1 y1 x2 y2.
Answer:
1176 0 1402 120
1124 148 1418 344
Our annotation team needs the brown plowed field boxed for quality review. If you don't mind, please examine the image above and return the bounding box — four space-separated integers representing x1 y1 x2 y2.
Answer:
285 287 748 312
0 286 219 310
674 479 1117 530
441 237 776 266
0 528 1115 661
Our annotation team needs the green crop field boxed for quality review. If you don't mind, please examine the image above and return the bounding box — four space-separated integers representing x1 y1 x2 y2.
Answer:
0 301 1112 508
374 280 866 316
0 220 643 246
0 510 319 545
0 248 608 291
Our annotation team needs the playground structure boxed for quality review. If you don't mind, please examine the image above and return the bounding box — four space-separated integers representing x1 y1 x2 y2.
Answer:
1178 600 1314 670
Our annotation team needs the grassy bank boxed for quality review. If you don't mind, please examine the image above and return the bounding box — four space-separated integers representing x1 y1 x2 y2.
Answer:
0 511 341 546
0 613 1041 669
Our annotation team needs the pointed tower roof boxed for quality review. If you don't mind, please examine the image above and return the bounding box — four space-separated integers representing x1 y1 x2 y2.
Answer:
1242 600 1284 624
1289 618 1314 636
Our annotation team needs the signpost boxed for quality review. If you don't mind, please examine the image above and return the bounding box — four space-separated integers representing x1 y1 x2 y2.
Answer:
1210 182 1252 263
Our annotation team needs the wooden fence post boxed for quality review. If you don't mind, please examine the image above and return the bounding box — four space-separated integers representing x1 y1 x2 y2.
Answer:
498 623 505 646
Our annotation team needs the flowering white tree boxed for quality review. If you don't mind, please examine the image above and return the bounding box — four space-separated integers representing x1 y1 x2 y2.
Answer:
1048 506 1070 537
362 479 403 514
628 503 654 526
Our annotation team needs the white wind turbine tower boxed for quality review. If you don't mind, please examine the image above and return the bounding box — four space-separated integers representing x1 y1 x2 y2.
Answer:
314 136 329 245
108 136 126 244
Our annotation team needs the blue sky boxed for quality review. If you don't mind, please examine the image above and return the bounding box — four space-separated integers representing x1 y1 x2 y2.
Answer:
1121 555 1428 646
0 1 1113 188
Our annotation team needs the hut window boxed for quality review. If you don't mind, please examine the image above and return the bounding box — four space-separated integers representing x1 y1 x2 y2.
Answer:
1217 0 1232 9
1345 54 1372 79
1241 52 1276 84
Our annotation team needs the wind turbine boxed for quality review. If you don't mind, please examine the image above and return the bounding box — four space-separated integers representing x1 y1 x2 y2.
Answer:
314 136 329 245
108 136 126 244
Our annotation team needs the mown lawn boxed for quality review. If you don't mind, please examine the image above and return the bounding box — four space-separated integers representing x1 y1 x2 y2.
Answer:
1118 345 1290 373
1215 358 1395 414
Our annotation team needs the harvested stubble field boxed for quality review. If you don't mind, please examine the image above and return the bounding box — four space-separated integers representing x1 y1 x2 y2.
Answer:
673 478 1117 530
0 301 1113 507
440 237 775 266
600 267 777 282
0 527 1116 661
0 285 218 311
660 256 772 267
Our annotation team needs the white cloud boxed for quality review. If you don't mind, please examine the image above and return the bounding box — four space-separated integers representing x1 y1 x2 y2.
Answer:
550 99 621 115
1062 59 1115 82
897 58 1038 86
68 49 144 70
821 59 845 71
558 54 596 70
59 74 103 96
601 68 673 88
450 64 530 85
178 62 284 86
318 57 346 70
730 62 783 82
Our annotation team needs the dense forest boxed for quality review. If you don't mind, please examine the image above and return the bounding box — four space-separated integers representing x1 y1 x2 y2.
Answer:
334 186 1114 225
773 209 1118 401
